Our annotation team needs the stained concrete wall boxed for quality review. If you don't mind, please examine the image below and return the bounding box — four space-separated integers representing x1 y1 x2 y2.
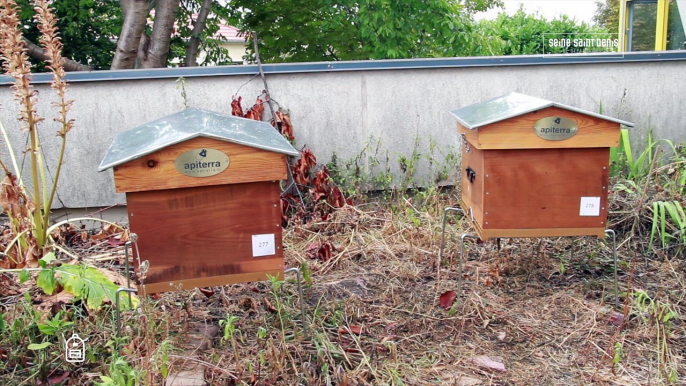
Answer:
0 56 684 213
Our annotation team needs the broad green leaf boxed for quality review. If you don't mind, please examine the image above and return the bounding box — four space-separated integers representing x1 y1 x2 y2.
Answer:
37 323 55 336
40 252 57 265
37 269 57 295
28 342 51 350
19 269 30 283
0 312 6 332
55 264 138 310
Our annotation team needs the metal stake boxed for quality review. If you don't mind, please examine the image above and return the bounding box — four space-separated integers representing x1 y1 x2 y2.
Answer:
459 234 480 301
605 229 619 308
569 237 575 260
284 267 308 339
124 241 132 308
115 287 138 339
439 206 463 268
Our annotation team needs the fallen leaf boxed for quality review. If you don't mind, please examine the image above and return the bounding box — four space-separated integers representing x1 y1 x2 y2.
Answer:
47 370 70 385
338 325 363 335
497 331 506 341
199 288 214 298
89 232 107 242
34 291 75 316
471 355 506 373
439 290 457 309
264 297 277 313
609 311 625 326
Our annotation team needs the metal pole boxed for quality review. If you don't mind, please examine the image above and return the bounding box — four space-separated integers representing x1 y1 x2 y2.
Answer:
115 287 138 339
605 229 618 308
439 207 463 267
124 241 132 308
570 237 575 260
284 267 308 339
459 234 480 302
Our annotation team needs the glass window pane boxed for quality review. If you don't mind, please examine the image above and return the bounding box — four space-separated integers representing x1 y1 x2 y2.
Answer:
667 0 686 50
631 2 658 51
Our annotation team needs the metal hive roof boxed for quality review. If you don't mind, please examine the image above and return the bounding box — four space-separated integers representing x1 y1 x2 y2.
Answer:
98 107 299 171
450 92 634 130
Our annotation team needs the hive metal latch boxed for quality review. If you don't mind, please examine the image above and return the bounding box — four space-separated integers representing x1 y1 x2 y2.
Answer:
465 167 476 183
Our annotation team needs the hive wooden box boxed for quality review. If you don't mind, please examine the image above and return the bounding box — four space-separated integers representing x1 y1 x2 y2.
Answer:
450 93 633 241
99 107 298 293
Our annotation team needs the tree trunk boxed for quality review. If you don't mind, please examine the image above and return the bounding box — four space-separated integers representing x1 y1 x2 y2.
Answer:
23 38 92 72
134 33 150 68
184 0 212 67
138 0 180 68
111 0 149 69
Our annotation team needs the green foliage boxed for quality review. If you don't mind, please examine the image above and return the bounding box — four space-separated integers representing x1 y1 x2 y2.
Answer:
650 200 686 250
328 136 460 198
96 356 140 386
169 0 236 66
477 6 615 55
633 290 680 382
610 128 633 176
37 311 74 336
15 0 123 70
593 0 620 33
229 0 502 63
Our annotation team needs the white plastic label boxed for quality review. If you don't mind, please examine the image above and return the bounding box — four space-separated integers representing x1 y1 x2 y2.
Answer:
252 234 276 257
580 197 601 216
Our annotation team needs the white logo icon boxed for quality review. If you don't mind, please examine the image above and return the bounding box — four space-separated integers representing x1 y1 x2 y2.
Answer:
65 333 86 363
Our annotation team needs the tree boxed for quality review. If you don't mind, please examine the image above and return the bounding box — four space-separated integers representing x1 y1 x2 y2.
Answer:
14 0 122 70
6 0 235 71
593 0 620 33
477 7 615 55
227 0 502 63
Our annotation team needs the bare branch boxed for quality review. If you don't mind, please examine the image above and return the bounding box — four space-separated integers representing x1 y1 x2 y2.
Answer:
23 38 91 72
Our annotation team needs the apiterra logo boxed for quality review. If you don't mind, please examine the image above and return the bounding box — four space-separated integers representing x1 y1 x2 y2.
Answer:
539 117 572 134
184 149 222 171
175 148 230 177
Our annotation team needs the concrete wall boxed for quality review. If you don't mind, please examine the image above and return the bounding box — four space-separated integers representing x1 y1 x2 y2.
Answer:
0 57 684 211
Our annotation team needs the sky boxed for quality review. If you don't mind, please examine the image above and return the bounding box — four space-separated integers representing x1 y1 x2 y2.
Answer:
474 0 601 24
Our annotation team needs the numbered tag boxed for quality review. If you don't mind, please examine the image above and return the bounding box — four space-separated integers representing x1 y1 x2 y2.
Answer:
579 197 601 216
252 234 276 257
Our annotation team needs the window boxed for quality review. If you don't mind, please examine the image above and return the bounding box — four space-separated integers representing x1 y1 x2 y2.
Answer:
667 0 686 49
628 0 658 51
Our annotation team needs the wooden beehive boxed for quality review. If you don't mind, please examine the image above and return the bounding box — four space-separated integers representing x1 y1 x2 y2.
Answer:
99 107 299 293
451 93 634 241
